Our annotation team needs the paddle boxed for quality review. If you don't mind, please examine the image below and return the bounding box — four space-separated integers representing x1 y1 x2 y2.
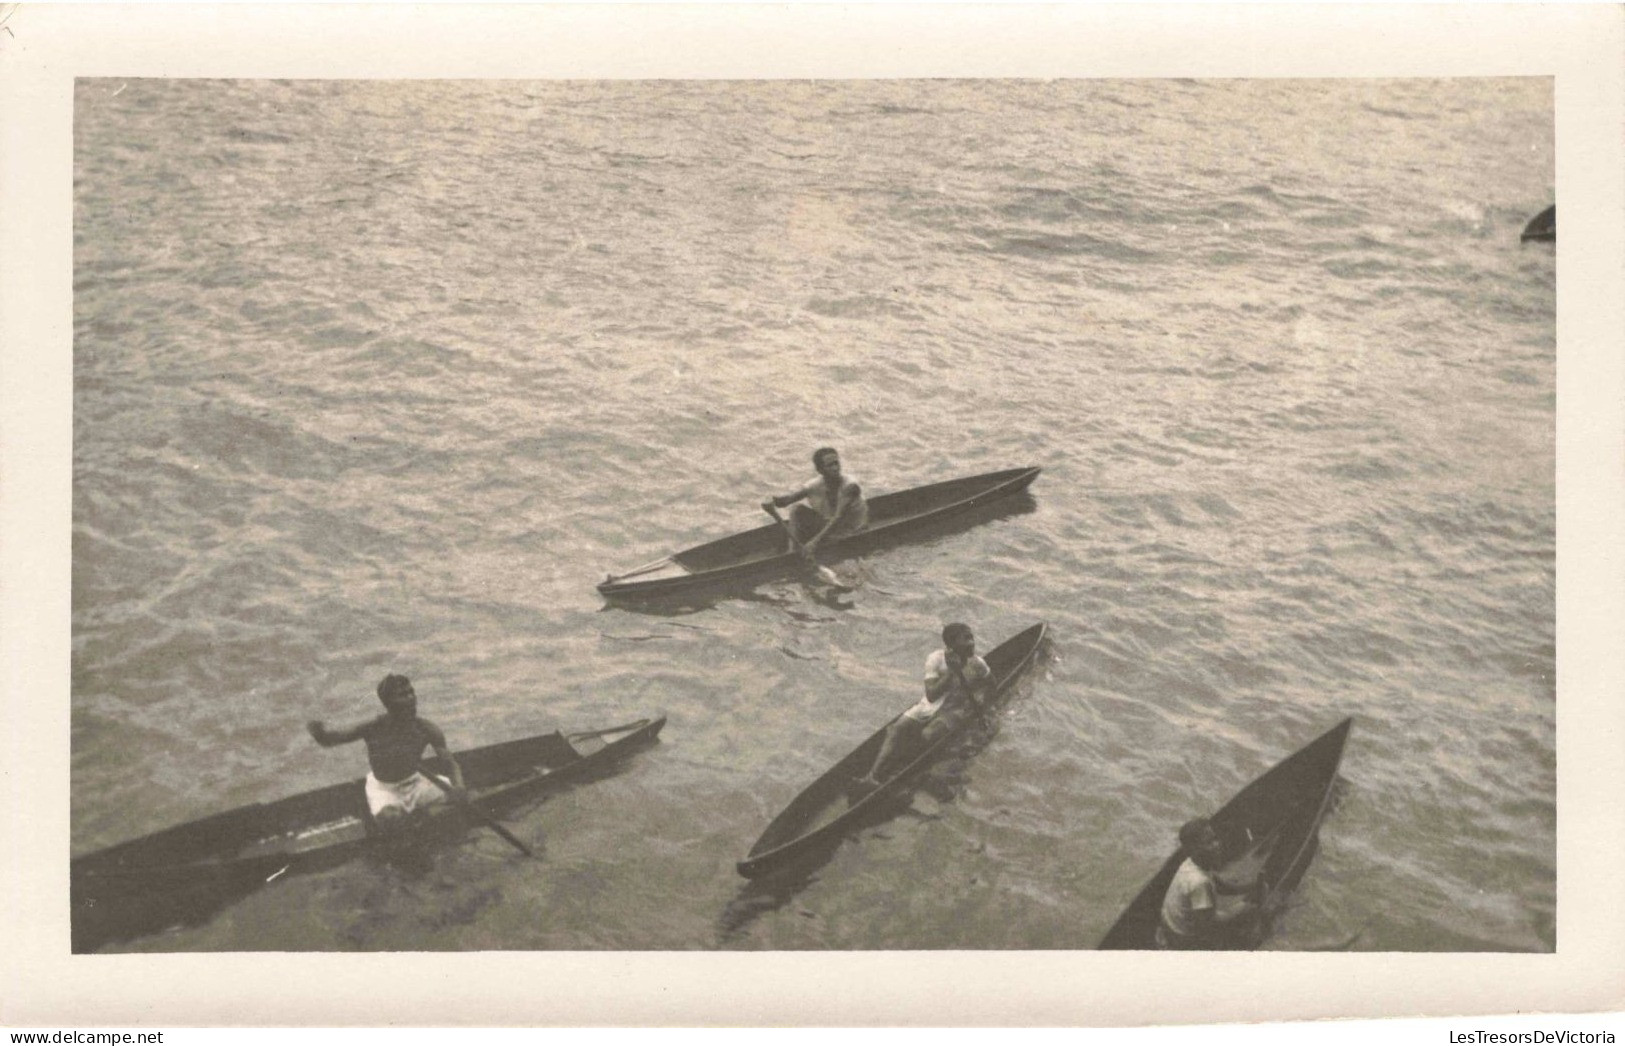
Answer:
422 769 535 858
604 555 673 584
762 503 844 587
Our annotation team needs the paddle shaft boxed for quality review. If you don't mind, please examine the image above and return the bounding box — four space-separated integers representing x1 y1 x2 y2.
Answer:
605 556 673 583
763 502 810 558
763 504 843 586
422 769 535 858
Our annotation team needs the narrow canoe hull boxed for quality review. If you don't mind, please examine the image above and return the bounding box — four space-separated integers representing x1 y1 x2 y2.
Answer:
1520 203 1555 243
737 624 1049 879
71 715 666 951
599 467 1041 601
1097 717 1352 950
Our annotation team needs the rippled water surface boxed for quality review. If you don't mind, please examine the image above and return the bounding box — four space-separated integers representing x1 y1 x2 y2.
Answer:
72 78 1555 952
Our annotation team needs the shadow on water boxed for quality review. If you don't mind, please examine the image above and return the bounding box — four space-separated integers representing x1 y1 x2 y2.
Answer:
75 819 552 954
72 822 532 954
599 575 862 618
72 837 385 954
600 493 1038 618
715 754 998 945
716 849 834 942
716 788 919 944
73 863 286 954
1249 774 1352 949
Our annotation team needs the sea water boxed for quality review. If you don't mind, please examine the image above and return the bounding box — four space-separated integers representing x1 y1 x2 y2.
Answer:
72 78 1554 951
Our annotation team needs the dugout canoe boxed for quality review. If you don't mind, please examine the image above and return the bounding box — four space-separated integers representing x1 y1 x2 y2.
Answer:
72 715 665 949
598 466 1041 601
1520 203 1555 243
1096 717 1352 950
737 623 1049 879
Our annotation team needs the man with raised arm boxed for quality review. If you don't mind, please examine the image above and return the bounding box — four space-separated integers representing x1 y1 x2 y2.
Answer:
307 673 466 826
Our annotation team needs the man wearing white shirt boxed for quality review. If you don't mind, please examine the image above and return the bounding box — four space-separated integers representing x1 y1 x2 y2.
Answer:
856 623 992 787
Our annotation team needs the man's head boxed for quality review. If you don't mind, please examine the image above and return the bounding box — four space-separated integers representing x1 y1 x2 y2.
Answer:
1178 817 1224 869
812 447 841 476
377 673 417 717
941 622 976 659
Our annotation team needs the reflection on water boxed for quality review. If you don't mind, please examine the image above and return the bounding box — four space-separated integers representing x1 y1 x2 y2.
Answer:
717 851 832 943
74 870 271 954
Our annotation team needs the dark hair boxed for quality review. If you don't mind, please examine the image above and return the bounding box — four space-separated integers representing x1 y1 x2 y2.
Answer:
1178 817 1215 851
942 622 973 645
812 447 839 467
377 673 414 703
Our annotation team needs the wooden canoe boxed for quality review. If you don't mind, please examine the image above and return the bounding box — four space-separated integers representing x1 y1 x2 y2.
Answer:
737 624 1049 879
1097 717 1352 950
72 715 665 951
598 467 1041 601
1520 203 1555 243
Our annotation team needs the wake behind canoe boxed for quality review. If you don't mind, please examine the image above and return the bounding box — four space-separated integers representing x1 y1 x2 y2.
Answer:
598 467 1041 602
737 624 1049 879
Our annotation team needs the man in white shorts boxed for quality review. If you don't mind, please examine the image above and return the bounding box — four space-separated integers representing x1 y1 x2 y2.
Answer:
307 673 466 825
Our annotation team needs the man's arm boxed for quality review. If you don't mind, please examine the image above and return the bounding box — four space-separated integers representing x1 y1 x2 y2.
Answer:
423 720 466 792
1207 870 1262 927
924 655 957 701
761 482 815 512
924 654 988 714
945 656 994 719
1181 876 1222 936
963 657 994 710
307 718 368 747
804 482 861 551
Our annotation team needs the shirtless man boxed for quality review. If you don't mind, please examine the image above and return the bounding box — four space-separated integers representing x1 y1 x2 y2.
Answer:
761 447 869 557
1156 817 1266 949
307 674 466 826
856 623 993 787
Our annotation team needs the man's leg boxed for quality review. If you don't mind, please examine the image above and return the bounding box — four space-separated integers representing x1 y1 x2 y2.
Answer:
366 774 412 833
787 504 822 547
401 773 448 814
859 719 924 785
859 722 904 785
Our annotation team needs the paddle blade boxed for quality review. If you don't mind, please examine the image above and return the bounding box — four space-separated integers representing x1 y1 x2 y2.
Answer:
423 770 535 858
483 818 535 858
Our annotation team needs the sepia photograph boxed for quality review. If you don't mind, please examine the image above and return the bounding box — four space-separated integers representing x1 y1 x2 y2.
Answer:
4 2 1622 1029
66 73 1556 955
